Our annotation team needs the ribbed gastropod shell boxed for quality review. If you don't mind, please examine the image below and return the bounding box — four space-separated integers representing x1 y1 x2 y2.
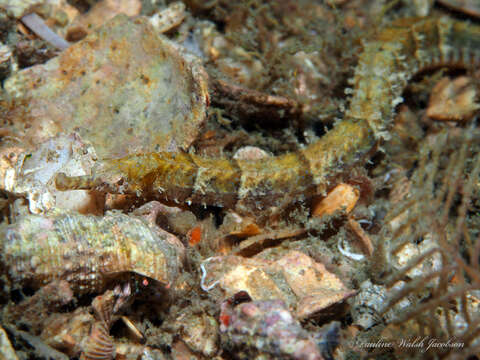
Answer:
1 210 185 294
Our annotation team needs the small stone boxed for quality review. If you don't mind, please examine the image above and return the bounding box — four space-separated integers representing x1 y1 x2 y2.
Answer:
175 313 218 357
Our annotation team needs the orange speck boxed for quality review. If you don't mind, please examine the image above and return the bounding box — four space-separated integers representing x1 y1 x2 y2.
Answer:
188 226 202 246
220 314 230 327
344 15 357 30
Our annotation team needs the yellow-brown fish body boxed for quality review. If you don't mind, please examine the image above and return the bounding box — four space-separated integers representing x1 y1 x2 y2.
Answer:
55 17 480 214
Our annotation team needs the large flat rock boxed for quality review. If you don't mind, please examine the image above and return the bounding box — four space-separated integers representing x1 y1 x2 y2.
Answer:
5 14 208 158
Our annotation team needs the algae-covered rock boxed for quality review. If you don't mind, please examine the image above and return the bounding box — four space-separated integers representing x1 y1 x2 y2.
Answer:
5 14 209 159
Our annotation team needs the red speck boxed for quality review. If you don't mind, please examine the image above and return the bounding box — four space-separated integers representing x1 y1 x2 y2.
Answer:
142 278 149 286
220 314 230 327
188 226 202 246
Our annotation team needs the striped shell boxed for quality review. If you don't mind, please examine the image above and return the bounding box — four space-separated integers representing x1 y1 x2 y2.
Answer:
81 322 114 360
1 211 185 294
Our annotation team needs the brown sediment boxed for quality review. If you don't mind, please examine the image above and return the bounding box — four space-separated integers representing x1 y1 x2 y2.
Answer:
55 17 480 213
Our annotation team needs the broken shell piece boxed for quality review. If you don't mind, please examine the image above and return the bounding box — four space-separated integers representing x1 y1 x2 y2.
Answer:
233 146 271 160
172 340 202 360
276 251 356 319
0 325 18 360
312 183 360 217
120 316 144 343
67 0 142 40
427 76 480 121
21 13 70 50
219 297 326 360
390 233 442 282
203 251 354 319
338 237 365 261
3 134 100 214
83 287 133 360
346 218 374 256
0 43 14 80
0 144 25 191
149 2 186 34
220 212 261 238
412 0 434 16
437 0 480 18
1 210 185 294
232 227 306 257
41 308 165 359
